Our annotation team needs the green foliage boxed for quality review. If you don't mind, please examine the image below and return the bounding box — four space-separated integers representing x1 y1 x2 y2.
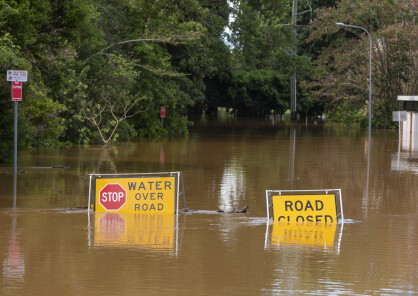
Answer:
226 69 289 116
332 100 367 128
2 0 377 162
0 0 222 156
223 0 316 117
305 0 417 128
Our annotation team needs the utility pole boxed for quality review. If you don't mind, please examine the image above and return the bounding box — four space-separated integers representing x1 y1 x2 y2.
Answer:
290 0 298 121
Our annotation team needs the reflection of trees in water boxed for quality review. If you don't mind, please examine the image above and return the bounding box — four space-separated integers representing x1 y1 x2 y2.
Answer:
94 146 118 174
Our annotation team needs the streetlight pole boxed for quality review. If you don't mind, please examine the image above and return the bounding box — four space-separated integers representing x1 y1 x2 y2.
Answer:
336 23 372 217
335 23 372 135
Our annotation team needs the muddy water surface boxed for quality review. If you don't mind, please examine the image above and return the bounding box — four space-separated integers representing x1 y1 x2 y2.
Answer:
0 119 416 295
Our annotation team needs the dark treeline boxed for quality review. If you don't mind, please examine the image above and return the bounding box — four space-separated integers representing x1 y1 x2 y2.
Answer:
0 0 416 161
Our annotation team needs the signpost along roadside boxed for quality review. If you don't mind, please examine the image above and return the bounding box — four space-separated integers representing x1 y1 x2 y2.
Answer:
266 189 344 224
89 172 184 215
7 70 28 176
160 106 166 128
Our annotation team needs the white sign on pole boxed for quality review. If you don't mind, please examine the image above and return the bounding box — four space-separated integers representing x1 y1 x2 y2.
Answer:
7 70 28 82
392 111 407 122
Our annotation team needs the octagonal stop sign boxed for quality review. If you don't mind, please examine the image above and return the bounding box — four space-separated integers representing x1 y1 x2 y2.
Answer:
99 184 127 211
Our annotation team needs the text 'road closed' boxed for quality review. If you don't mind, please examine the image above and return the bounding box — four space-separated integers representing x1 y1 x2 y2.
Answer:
272 194 337 223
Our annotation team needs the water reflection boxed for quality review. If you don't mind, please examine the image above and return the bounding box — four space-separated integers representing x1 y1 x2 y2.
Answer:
391 117 418 172
90 212 178 255
159 144 165 167
2 210 25 291
288 125 296 184
363 129 371 217
94 146 118 173
2 182 25 291
391 152 418 173
219 159 245 212
265 222 343 253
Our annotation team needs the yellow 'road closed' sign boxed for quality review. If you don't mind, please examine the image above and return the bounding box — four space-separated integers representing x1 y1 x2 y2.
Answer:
89 173 182 214
266 190 343 224
273 194 337 223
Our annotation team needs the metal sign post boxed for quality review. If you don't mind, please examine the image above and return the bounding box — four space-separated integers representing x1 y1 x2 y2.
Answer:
13 101 18 175
161 106 166 128
7 70 28 176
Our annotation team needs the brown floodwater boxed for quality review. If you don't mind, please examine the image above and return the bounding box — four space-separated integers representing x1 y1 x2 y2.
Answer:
0 118 416 295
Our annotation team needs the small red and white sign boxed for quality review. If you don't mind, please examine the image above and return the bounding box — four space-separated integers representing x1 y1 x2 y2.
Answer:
11 81 22 101
99 184 127 211
7 70 28 82
161 106 166 118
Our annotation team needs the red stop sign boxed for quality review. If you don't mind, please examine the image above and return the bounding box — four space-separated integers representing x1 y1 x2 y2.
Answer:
99 184 127 211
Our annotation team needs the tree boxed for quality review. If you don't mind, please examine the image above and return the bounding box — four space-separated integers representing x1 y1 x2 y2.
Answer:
79 54 147 145
220 0 316 117
305 0 417 128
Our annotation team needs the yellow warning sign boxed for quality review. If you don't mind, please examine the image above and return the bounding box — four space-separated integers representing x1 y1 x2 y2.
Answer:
94 176 177 214
272 194 337 223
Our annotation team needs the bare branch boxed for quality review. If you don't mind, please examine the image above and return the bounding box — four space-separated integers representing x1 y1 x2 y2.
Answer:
80 91 147 145
85 32 202 62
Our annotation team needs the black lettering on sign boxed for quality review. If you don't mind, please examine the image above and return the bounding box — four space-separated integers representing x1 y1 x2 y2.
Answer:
307 215 313 222
128 182 136 190
155 181 162 190
316 215 322 222
305 200 314 211
158 193 163 200
165 181 171 190
148 181 154 190
315 200 323 211
325 215 333 223
295 201 303 211
296 216 304 222
285 201 293 211
135 203 165 212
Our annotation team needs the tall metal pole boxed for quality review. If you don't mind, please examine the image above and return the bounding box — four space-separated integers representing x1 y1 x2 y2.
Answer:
335 23 372 135
13 101 18 208
336 23 372 217
290 0 298 121
14 101 18 175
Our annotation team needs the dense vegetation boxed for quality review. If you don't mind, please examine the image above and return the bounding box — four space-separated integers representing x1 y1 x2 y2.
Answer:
0 0 416 161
